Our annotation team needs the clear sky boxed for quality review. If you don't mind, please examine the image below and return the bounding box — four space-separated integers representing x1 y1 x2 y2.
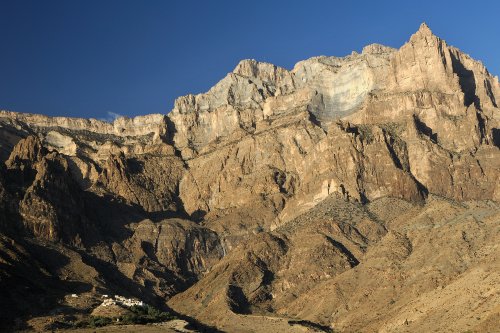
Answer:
0 0 499 120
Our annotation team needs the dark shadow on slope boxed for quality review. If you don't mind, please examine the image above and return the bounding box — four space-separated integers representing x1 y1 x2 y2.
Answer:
413 115 438 144
126 157 145 174
383 135 404 170
190 209 207 222
82 190 192 246
484 78 498 107
492 128 500 148
359 190 369 204
82 192 145 245
412 176 429 199
227 284 252 314
288 320 334 333
476 111 488 145
322 234 360 268
450 52 479 107
0 238 93 331
163 115 185 159
308 110 323 128
380 126 410 172
75 250 223 332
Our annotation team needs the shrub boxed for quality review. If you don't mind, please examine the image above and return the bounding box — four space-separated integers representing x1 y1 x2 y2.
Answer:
88 316 112 328
120 305 176 324
77 304 176 328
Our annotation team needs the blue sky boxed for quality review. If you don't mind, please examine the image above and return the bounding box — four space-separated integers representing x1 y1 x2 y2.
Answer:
0 0 499 119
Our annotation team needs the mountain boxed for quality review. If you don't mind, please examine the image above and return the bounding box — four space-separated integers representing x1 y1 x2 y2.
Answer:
0 23 498 332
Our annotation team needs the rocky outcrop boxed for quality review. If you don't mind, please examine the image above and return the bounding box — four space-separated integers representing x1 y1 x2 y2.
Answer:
169 196 386 322
164 23 499 229
1 25 498 224
3 136 91 244
0 23 499 332
169 196 500 333
0 172 11 231
0 136 223 315
0 111 168 139
97 151 185 214
114 218 224 297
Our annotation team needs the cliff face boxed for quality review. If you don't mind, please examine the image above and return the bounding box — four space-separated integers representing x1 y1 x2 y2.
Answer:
168 23 499 235
0 23 499 332
1 25 498 225
168 196 500 333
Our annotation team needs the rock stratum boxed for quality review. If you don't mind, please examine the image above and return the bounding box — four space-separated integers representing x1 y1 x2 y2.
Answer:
0 24 499 332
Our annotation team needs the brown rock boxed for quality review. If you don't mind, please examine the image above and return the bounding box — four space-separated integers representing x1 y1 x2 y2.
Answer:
0 23 499 333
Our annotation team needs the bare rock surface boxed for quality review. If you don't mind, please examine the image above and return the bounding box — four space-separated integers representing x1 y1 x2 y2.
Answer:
169 196 500 333
0 23 499 332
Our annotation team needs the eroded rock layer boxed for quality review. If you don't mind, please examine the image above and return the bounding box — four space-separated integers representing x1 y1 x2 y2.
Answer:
0 23 499 332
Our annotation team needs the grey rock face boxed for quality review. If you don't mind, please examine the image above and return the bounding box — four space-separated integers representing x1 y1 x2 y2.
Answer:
1 24 499 230
0 24 499 331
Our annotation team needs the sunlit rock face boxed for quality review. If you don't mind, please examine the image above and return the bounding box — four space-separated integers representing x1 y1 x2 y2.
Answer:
165 23 499 227
291 47 391 122
1 24 499 231
0 23 499 332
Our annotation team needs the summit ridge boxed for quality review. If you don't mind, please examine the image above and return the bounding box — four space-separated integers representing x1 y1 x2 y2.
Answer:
0 24 499 333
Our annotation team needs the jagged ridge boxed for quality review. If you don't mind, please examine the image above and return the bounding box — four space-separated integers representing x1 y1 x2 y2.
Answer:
0 23 499 332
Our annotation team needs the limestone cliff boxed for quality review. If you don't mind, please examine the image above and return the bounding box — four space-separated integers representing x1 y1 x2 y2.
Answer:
0 23 499 332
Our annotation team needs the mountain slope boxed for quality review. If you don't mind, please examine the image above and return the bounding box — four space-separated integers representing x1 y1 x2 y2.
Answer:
0 23 499 332
168 196 500 333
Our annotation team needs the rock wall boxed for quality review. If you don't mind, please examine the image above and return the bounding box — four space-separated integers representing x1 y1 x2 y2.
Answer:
0 24 498 327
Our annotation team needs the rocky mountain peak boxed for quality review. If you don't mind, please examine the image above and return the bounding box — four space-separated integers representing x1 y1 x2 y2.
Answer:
232 59 286 79
417 22 433 35
5 135 47 168
361 43 396 55
0 25 499 333
409 22 439 43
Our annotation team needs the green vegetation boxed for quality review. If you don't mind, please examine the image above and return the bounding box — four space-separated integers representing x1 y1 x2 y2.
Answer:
75 304 176 328
73 316 113 328
89 316 113 328
120 304 176 324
